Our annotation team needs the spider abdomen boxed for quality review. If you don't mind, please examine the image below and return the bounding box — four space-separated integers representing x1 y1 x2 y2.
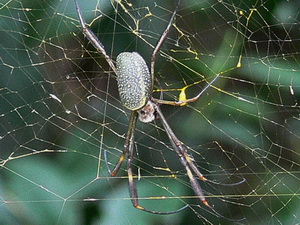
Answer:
116 52 152 110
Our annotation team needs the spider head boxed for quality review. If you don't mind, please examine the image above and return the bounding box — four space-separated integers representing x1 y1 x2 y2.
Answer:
137 101 156 123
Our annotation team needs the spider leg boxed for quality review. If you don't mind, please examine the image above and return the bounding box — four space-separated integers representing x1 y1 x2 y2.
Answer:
104 111 137 176
154 102 211 207
126 120 188 214
153 75 219 106
74 0 116 73
105 110 188 214
150 0 182 82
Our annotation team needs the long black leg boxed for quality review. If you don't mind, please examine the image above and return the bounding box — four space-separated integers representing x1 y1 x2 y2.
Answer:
154 102 211 207
74 0 116 73
105 111 188 214
126 117 188 214
104 111 137 176
150 0 182 88
153 75 219 106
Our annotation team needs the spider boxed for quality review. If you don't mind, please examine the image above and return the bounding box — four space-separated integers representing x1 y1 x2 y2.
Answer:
74 0 220 214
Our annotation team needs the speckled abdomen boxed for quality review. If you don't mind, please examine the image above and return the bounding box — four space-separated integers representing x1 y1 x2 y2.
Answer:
116 52 152 110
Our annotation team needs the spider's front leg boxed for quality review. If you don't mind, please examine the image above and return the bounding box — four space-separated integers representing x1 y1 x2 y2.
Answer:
104 111 137 176
154 103 211 207
104 109 188 214
125 111 188 214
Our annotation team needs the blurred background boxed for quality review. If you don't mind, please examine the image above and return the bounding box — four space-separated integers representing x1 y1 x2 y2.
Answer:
0 0 299 224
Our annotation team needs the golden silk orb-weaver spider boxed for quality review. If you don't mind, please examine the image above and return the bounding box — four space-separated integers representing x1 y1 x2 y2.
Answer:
74 0 222 214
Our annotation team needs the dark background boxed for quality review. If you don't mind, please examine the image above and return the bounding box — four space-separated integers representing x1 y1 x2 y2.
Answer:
0 0 299 224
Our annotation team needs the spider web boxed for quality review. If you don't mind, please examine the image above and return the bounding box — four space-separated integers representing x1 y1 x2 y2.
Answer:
1 0 299 224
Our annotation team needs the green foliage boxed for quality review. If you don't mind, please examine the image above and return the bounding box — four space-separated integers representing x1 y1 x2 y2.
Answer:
0 0 299 224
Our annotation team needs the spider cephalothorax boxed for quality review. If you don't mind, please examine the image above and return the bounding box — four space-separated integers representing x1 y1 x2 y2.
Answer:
137 101 156 123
